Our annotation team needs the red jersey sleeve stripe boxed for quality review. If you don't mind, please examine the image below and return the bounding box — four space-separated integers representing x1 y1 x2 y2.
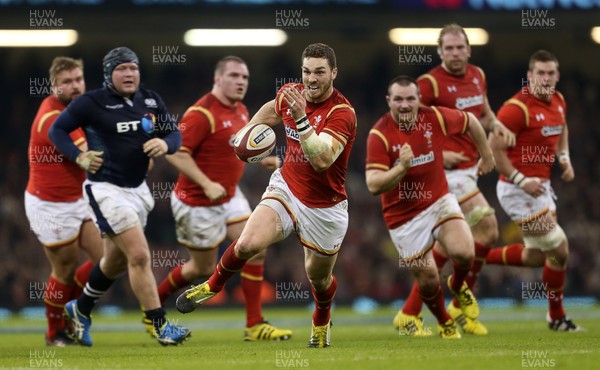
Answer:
418 74 438 99
179 146 193 154
184 106 216 134
505 99 530 127
476 66 486 83
275 93 286 115
37 110 61 133
461 111 468 134
325 104 356 121
431 106 447 136
556 91 566 105
73 137 86 147
366 163 389 171
368 129 389 152
322 128 347 146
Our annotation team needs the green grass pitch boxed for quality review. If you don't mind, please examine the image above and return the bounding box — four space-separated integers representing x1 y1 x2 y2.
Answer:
1 305 598 369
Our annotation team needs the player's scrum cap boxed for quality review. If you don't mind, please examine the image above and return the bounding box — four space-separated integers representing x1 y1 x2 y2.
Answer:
102 47 139 87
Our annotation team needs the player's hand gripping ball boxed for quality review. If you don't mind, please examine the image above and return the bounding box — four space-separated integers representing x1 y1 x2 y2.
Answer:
233 124 276 163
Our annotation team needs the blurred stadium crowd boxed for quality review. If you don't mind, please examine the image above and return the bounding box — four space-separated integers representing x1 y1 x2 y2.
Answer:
1 47 599 310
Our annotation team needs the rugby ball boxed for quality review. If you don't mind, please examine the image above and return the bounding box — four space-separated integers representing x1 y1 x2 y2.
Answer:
233 123 276 163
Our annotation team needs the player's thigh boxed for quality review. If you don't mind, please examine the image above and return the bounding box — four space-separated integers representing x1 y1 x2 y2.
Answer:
109 225 150 265
224 187 252 241
437 218 474 261
43 241 79 281
460 193 498 244
237 205 285 254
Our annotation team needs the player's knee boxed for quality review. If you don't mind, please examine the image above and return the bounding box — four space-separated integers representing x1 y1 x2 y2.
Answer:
414 269 439 293
127 248 151 268
473 218 499 246
308 275 331 292
53 258 78 277
447 240 474 265
235 235 262 259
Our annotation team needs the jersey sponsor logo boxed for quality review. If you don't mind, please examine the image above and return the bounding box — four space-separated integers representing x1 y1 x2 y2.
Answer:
141 113 155 134
455 95 484 110
314 115 322 124
223 120 233 128
447 85 457 93
285 124 300 142
410 151 434 167
541 125 563 137
535 113 545 121
116 120 141 133
144 98 158 108
105 104 124 109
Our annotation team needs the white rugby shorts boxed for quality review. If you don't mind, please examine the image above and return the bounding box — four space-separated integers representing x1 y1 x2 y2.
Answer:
25 192 91 247
388 193 464 261
259 169 348 256
445 165 480 203
170 186 251 249
497 180 556 223
83 180 154 235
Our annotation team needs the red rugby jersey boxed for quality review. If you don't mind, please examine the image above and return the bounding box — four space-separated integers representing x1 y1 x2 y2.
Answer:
275 83 356 208
418 64 487 169
174 93 249 206
497 87 567 181
366 106 468 229
26 95 86 202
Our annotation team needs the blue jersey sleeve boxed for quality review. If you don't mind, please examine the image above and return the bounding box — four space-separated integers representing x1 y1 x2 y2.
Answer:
154 93 181 154
49 104 85 162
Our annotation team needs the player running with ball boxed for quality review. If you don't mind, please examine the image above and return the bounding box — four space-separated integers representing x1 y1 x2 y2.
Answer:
176 43 356 348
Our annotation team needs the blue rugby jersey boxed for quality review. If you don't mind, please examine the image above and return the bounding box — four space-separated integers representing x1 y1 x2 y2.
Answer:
50 86 181 187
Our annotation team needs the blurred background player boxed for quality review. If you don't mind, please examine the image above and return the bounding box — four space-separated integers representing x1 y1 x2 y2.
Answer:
366 75 495 338
397 23 516 335
156 55 292 341
25 56 103 346
487 50 582 332
176 43 356 348
49 47 190 346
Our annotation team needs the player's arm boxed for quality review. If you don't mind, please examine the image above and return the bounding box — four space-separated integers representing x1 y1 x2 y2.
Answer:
166 151 226 201
480 97 516 147
366 144 413 196
489 106 545 197
556 124 574 181
144 96 182 158
465 112 495 175
248 99 282 127
282 87 347 172
49 108 103 174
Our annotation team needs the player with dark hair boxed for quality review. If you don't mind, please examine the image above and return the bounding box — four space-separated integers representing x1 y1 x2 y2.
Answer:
26 56 103 347
176 43 356 348
155 55 291 341
486 50 582 332
396 23 515 335
366 75 495 338
49 47 190 346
